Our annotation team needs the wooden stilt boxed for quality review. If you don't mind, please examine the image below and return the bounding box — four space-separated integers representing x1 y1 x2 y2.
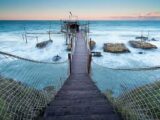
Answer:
68 53 71 74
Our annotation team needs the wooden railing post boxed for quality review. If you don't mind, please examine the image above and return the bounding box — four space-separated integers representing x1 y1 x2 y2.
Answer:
68 53 72 74
71 37 73 48
88 54 92 74
89 38 91 49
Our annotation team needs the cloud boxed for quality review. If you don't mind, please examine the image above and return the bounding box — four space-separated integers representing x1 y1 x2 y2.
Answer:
99 12 160 20
145 12 160 16
139 12 160 20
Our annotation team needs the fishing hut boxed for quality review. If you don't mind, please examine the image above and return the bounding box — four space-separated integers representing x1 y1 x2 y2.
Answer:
61 13 80 51
61 20 80 46
61 12 90 51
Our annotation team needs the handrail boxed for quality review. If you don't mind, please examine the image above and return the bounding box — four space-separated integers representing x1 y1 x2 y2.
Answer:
68 53 72 74
92 61 160 71
0 51 68 64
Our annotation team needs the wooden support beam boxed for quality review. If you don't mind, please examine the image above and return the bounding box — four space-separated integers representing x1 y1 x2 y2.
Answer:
68 53 72 74
88 54 92 74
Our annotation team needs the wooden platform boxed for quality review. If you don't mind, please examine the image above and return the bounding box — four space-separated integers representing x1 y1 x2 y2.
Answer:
43 32 122 120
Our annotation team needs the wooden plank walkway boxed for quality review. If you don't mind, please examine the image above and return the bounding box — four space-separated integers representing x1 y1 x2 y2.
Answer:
44 32 122 120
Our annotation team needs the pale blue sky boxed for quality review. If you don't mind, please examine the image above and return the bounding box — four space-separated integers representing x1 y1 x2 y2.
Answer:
0 0 160 20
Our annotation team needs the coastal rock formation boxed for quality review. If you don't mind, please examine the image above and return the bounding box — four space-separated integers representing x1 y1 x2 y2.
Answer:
88 40 96 50
129 40 157 49
36 40 53 48
103 43 130 53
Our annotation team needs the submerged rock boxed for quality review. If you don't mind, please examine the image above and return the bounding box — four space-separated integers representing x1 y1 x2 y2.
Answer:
91 51 102 57
88 40 96 50
52 55 61 62
36 40 53 48
103 43 130 53
151 38 157 41
138 51 145 54
129 40 157 49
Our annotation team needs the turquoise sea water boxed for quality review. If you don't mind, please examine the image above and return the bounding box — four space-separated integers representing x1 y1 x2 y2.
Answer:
0 20 160 92
0 20 160 67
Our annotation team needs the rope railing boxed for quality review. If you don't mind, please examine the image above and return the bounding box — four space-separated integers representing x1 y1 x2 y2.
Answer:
0 51 68 64
0 52 69 120
91 62 160 120
93 61 160 71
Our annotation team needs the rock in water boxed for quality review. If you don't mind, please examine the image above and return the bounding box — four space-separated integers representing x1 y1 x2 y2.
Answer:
151 38 157 41
91 51 102 57
88 40 96 50
129 40 157 49
103 43 130 53
36 40 53 48
138 51 144 54
52 55 61 62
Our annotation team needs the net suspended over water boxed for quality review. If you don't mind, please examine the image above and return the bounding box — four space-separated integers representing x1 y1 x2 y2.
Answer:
91 61 160 120
0 51 69 120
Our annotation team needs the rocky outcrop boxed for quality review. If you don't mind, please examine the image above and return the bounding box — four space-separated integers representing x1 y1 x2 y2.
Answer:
88 40 96 50
103 43 130 53
129 40 157 49
36 40 53 48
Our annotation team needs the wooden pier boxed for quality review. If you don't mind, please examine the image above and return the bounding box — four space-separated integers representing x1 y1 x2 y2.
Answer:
43 31 122 120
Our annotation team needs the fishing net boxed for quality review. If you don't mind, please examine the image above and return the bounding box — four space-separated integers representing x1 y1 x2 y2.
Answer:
91 62 160 120
0 52 69 120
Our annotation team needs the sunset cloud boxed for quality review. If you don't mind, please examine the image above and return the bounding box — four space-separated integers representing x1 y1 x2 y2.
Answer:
145 12 160 16
138 12 160 20
97 12 160 20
